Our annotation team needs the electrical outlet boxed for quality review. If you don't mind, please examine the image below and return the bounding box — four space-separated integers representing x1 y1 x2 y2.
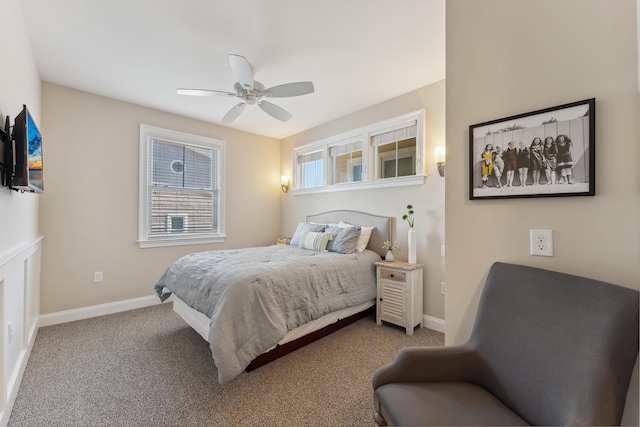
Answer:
530 229 553 256
93 271 104 283
440 282 446 295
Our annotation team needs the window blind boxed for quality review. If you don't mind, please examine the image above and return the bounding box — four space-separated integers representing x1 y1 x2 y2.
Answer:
150 138 214 190
370 121 417 147
329 140 363 156
297 150 323 164
148 138 218 236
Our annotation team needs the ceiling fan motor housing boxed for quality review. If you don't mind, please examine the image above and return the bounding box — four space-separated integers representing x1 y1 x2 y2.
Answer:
234 81 265 105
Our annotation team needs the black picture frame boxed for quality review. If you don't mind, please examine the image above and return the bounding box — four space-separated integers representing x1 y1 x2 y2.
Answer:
469 98 595 200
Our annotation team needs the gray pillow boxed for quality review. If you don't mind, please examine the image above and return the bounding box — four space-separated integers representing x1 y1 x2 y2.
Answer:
325 226 361 254
290 222 326 247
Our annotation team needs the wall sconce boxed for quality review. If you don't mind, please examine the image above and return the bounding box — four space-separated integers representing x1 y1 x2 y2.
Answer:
434 145 446 177
281 175 290 193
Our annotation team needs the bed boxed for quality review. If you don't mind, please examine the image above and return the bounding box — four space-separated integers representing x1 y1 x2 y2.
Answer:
154 210 391 384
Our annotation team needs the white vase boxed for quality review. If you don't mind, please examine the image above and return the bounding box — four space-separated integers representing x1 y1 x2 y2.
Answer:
385 250 395 262
408 228 417 263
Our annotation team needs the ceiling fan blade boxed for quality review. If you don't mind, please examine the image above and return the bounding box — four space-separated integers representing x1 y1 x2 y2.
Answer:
258 100 292 122
177 88 235 97
229 54 254 91
264 82 315 98
222 102 246 124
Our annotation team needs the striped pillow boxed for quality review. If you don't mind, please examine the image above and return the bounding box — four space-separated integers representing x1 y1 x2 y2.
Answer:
290 222 326 247
298 231 332 252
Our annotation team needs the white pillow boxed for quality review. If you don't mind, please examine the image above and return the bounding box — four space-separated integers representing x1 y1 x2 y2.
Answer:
338 221 374 252
355 226 374 252
298 231 332 252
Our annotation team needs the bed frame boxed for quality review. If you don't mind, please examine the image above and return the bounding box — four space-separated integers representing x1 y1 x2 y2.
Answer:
246 305 375 370
172 210 392 372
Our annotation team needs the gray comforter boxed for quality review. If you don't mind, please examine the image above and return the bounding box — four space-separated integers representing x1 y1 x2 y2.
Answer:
154 245 380 383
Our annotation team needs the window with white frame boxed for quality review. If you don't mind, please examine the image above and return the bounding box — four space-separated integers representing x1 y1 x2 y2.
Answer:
297 149 324 188
138 125 225 248
292 110 424 193
329 139 363 184
371 121 417 179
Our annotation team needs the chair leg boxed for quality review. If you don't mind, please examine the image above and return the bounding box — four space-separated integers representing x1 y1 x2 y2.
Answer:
374 410 388 426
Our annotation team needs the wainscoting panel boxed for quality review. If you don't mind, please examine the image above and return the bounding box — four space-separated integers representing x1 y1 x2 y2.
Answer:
0 238 42 427
0 278 4 419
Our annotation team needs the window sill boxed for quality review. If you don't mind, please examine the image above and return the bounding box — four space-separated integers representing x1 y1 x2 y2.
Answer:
292 175 425 196
138 235 226 249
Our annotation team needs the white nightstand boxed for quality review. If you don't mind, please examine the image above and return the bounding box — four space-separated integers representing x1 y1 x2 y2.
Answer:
375 261 424 336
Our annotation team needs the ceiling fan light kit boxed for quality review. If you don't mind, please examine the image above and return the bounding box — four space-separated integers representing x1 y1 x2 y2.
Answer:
178 54 314 124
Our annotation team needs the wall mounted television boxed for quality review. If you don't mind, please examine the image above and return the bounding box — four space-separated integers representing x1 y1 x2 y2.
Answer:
0 116 10 187
11 104 43 193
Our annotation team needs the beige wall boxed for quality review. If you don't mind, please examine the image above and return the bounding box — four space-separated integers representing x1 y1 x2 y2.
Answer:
446 2 638 421
39 83 281 314
281 80 446 320
445 0 639 345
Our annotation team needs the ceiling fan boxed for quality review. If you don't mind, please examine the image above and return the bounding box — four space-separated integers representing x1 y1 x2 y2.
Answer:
177 54 315 124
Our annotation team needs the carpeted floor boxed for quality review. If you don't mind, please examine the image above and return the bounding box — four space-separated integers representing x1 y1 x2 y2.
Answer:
9 302 444 426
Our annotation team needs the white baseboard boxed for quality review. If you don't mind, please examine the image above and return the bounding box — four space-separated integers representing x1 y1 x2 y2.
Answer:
423 314 445 333
37 295 162 328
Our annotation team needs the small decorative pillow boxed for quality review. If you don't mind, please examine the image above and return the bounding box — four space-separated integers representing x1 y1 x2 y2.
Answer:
355 226 374 252
298 231 332 252
325 226 361 254
290 222 326 247
338 221 374 252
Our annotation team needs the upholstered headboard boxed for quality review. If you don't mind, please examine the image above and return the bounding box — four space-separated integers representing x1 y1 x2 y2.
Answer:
306 210 392 257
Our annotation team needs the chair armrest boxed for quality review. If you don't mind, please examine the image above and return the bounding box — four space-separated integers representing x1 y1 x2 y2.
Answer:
372 344 478 389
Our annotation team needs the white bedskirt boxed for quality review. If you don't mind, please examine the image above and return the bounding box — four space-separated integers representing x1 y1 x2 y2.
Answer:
172 295 375 351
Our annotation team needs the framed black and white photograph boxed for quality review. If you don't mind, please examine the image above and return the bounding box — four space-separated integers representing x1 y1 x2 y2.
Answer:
469 98 595 200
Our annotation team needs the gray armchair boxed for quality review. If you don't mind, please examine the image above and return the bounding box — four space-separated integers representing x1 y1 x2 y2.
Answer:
372 262 639 426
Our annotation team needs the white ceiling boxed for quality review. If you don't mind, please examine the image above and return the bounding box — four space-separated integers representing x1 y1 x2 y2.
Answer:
20 0 445 139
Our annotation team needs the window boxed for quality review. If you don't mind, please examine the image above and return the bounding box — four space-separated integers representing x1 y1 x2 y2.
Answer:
292 110 424 194
371 122 417 179
297 150 324 188
329 139 363 184
167 214 188 233
138 125 225 248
